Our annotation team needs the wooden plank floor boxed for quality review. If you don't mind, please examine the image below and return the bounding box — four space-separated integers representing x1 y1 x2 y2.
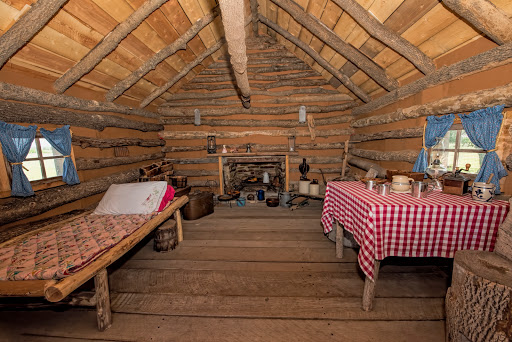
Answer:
0 203 448 341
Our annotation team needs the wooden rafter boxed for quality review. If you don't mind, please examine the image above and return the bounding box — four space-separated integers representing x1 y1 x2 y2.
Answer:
219 0 252 108
331 0 436 75
0 0 69 68
442 0 512 45
259 14 370 103
140 39 225 108
269 0 398 91
53 0 168 94
105 9 220 102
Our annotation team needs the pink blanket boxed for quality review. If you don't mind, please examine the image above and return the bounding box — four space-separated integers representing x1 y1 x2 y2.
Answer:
0 213 155 281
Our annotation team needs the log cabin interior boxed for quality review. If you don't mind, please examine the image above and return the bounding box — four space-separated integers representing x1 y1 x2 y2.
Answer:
0 0 511 340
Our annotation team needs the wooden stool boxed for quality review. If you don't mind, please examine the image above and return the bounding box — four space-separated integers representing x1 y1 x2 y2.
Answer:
153 219 177 252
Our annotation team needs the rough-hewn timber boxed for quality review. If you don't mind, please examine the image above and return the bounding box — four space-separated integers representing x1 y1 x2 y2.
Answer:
76 152 165 170
163 142 347 153
208 58 300 68
347 156 387 178
0 100 163 132
351 127 423 142
250 0 259 36
162 115 352 127
159 128 352 140
190 71 319 83
199 63 312 75
350 148 418 164
166 156 342 165
72 136 165 149
53 0 168 94
181 79 329 91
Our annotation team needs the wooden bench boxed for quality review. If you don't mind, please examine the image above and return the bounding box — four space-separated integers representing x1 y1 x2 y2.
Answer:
0 195 189 331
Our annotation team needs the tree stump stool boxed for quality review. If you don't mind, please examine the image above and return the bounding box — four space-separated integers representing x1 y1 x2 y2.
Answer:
446 250 512 342
153 219 177 252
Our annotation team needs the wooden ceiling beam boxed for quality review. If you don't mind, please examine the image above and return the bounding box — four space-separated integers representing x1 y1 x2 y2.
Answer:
259 14 370 103
53 0 168 94
105 9 220 102
269 0 398 91
219 0 252 108
0 0 69 69
140 39 225 108
442 0 512 45
330 0 436 75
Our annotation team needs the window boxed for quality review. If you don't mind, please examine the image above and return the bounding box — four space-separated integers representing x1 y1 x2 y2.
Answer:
23 137 65 181
430 124 485 175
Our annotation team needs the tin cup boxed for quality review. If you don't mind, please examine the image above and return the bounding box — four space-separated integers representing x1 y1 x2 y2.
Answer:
375 183 391 196
365 180 377 190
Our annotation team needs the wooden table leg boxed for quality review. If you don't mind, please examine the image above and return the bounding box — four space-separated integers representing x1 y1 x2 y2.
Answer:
175 209 183 243
94 268 112 331
218 156 224 195
362 260 381 311
285 155 290 192
335 221 343 258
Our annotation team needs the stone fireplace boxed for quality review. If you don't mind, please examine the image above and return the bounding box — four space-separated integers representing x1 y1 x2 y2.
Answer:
223 156 285 192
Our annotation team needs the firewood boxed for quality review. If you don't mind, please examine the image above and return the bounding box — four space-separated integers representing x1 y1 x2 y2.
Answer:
153 219 178 252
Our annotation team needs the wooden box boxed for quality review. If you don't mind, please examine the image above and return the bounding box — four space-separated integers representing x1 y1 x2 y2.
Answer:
183 191 214 220
443 176 470 196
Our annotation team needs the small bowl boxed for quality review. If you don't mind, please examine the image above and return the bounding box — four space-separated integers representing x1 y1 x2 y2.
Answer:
266 197 279 207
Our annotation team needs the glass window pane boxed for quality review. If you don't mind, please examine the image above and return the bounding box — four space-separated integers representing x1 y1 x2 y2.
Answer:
434 130 457 150
40 139 62 157
429 151 455 171
459 131 481 150
22 160 43 181
26 140 38 159
44 158 64 178
457 152 485 174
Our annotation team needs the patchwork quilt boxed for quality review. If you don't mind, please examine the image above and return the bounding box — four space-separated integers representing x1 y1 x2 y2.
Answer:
0 213 155 281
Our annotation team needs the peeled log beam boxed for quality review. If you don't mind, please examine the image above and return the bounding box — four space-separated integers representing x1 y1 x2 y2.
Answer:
0 169 139 226
162 88 339 101
347 156 387 178
350 148 418 163
105 10 219 102
219 50 295 60
353 43 512 116
0 82 158 119
331 0 435 75
200 63 311 75
0 0 69 68
175 169 219 177
208 58 300 68
442 0 512 45
181 79 329 91
219 0 251 108
159 128 353 140
250 0 259 36
162 115 351 127
163 142 348 153
53 0 168 94
352 127 423 142
76 152 165 170
168 156 342 165
352 82 512 128
140 39 225 108
159 103 356 117
72 136 165 149
0 100 163 132
190 71 319 82
269 0 398 91
259 14 370 102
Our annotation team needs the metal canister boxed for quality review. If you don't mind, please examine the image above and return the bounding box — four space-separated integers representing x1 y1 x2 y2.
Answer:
365 180 376 190
279 192 291 208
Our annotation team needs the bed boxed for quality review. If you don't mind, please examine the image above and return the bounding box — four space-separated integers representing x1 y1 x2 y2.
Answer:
0 182 189 331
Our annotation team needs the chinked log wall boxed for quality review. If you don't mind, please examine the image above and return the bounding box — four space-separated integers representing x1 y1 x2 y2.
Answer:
349 38 512 195
161 43 353 191
0 82 164 227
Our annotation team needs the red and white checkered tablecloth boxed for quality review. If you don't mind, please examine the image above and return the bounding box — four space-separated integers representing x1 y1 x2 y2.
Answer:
321 181 510 281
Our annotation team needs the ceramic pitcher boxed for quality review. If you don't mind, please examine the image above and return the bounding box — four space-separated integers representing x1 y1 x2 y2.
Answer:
391 175 414 191
471 182 495 202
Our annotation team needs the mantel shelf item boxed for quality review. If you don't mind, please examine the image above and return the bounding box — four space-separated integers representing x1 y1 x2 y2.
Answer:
210 151 299 157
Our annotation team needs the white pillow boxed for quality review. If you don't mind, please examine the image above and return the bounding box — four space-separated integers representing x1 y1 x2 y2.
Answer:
93 181 168 215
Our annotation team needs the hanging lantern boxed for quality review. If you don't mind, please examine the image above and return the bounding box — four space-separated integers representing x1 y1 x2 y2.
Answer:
207 135 217 154
288 136 296 152
194 109 201 126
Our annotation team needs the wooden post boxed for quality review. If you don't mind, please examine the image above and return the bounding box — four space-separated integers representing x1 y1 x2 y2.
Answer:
94 269 112 331
285 155 290 192
342 140 349 177
218 156 224 195
175 210 183 243
335 221 344 258
362 260 381 311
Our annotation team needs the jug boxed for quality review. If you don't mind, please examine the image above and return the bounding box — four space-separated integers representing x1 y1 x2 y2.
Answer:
279 192 291 208
472 182 495 202
263 172 270 183
410 181 434 198
257 189 265 201
391 175 414 191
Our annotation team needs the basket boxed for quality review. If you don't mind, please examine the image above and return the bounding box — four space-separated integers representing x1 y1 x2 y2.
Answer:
170 176 187 188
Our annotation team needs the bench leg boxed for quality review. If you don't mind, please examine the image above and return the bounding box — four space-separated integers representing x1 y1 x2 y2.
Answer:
362 260 380 311
94 269 112 331
335 221 343 258
175 209 183 243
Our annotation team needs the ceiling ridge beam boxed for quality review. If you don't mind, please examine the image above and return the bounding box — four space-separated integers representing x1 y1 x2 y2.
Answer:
190 71 320 82
140 39 225 108
442 0 512 45
331 0 436 75
181 79 330 91
269 0 398 91
53 0 169 94
161 115 352 127
0 0 69 69
105 8 220 102
259 14 370 103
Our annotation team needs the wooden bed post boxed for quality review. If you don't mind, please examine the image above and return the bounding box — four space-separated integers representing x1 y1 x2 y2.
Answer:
94 269 112 331
175 209 183 243
362 260 381 311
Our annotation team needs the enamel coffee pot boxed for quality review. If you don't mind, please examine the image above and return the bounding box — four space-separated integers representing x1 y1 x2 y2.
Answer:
257 189 265 201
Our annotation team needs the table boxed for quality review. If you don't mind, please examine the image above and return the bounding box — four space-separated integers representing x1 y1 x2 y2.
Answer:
321 181 510 310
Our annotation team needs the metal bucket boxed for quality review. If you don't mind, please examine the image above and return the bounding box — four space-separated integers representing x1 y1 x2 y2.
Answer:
279 192 291 208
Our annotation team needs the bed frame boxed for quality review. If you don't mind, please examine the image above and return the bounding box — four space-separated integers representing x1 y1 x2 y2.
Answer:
0 195 189 331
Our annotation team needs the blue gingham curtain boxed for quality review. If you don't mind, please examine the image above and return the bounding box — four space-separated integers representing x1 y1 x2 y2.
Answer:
458 105 507 194
40 125 80 185
412 114 455 173
0 121 37 197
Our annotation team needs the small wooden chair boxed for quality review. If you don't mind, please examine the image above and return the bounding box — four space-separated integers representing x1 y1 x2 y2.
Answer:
445 198 512 341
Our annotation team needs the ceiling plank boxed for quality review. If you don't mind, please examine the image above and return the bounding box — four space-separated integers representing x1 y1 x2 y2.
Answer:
105 9 220 102
442 0 512 45
269 0 398 91
0 0 69 68
53 0 168 94
259 14 369 102
140 39 225 108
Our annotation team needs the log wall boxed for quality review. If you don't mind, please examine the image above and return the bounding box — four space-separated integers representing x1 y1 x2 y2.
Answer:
350 37 512 195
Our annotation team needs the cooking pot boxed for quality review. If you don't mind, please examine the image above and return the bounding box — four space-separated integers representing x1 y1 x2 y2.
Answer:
266 197 279 207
